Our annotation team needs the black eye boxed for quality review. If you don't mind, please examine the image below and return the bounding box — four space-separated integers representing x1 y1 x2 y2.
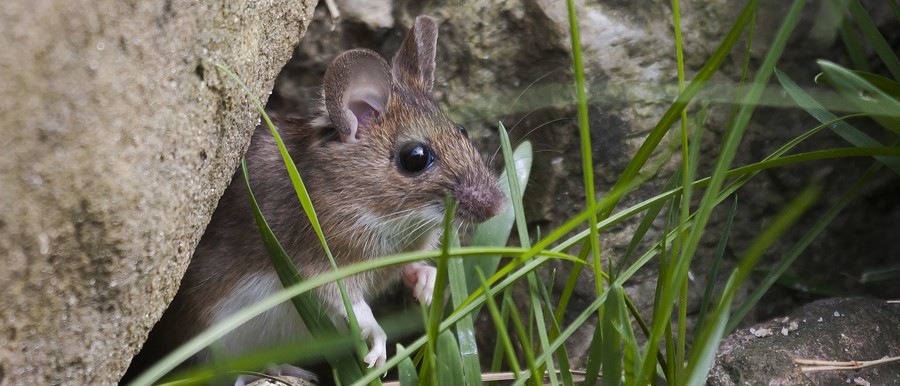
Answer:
397 141 434 173
456 124 468 138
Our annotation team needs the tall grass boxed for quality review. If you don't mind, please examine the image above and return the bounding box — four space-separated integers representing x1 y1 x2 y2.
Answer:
128 1 900 385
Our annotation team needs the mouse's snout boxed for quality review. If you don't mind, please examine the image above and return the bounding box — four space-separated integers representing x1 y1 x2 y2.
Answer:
452 175 505 223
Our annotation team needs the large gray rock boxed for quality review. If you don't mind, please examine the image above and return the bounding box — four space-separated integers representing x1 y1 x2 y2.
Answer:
0 1 314 384
270 0 899 369
709 298 900 385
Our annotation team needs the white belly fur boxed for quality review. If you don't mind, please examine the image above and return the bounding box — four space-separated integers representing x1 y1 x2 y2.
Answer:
202 272 310 362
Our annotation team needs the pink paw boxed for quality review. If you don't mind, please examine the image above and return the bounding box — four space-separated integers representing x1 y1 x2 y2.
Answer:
402 262 436 305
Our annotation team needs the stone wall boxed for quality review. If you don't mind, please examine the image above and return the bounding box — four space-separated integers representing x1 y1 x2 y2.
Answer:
0 1 314 383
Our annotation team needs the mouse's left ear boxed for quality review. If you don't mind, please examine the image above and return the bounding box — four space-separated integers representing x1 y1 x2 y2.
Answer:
392 15 438 93
324 49 392 143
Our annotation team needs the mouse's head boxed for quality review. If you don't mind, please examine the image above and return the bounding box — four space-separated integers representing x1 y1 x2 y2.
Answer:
316 16 504 232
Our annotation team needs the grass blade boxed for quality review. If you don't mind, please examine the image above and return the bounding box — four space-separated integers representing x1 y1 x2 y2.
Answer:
437 330 465 385
694 196 737 336
776 69 900 173
424 197 458 381
468 139 533 288
600 0 762 219
843 0 900 79
447 233 482 386
727 159 884 331
817 60 900 133
397 344 419 386
635 2 805 383
682 184 821 385
240 160 363 380
477 268 523 380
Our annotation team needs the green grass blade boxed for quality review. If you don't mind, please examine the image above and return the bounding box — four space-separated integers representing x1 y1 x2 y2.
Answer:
636 1 805 383
477 268 523 379
506 296 542 386
555 244 591 324
833 0 871 71
600 290 623 386
498 123 531 249
618 172 680 275
553 145 898 261
776 69 900 173
241 160 333 334
834 70 900 97
608 284 638 386
535 269 574 386
581 317 604 386
240 160 363 380
600 0 762 219
437 330 465 385
468 139 533 293
565 0 602 290
528 274 559 386
682 184 820 385
694 196 737 336
727 160 884 331
397 344 419 386
817 60 900 133
447 235 482 386
844 0 900 79
496 113 544 386
425 197 458 379
861 265 900 283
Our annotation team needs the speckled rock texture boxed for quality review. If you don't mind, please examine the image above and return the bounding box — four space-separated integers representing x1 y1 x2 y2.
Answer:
269 0 899 369
0 0 314 384
709 298 900 386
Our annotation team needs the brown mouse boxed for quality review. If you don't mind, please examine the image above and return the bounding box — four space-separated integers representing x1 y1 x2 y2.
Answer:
126 15 505 381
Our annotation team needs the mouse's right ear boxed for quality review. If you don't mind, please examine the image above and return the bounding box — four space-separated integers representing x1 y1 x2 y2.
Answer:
324 49 392 143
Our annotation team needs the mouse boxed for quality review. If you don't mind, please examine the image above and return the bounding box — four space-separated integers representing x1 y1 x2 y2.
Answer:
125 15 505 383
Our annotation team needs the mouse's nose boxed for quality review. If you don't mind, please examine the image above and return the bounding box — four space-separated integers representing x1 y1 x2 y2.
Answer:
453 175 505 223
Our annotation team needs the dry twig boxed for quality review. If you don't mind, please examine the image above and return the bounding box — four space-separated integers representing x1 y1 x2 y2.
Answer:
794 356 900 372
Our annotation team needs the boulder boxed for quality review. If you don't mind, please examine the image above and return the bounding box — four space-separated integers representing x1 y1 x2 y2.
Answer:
0 0 314 384
709 298 900 385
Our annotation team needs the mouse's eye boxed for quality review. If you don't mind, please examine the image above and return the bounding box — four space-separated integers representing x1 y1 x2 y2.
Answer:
397 141 434 173
456 124 468 138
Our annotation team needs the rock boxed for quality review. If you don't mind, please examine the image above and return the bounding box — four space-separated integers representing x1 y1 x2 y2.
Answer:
0 0 314 384
709 298 900 385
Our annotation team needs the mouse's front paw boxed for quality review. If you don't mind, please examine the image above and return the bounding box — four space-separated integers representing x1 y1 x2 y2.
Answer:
360 323 387 368
402 262 436 305
353 301 388 368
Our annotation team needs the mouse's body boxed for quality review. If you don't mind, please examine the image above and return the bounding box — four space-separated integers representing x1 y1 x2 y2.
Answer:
126 15 504 381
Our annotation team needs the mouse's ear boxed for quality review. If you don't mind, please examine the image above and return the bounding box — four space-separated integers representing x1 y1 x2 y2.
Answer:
324 49 392 143
392 15 438 93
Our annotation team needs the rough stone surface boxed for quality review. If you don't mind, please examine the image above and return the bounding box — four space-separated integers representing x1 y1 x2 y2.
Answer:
709 298 900 386
268 0 899 370
0 0 314 384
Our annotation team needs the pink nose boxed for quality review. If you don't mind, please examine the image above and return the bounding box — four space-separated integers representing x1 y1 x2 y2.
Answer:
453 177 505 223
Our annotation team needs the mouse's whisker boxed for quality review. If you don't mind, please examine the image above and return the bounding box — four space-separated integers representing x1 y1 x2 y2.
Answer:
502 67 563 124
